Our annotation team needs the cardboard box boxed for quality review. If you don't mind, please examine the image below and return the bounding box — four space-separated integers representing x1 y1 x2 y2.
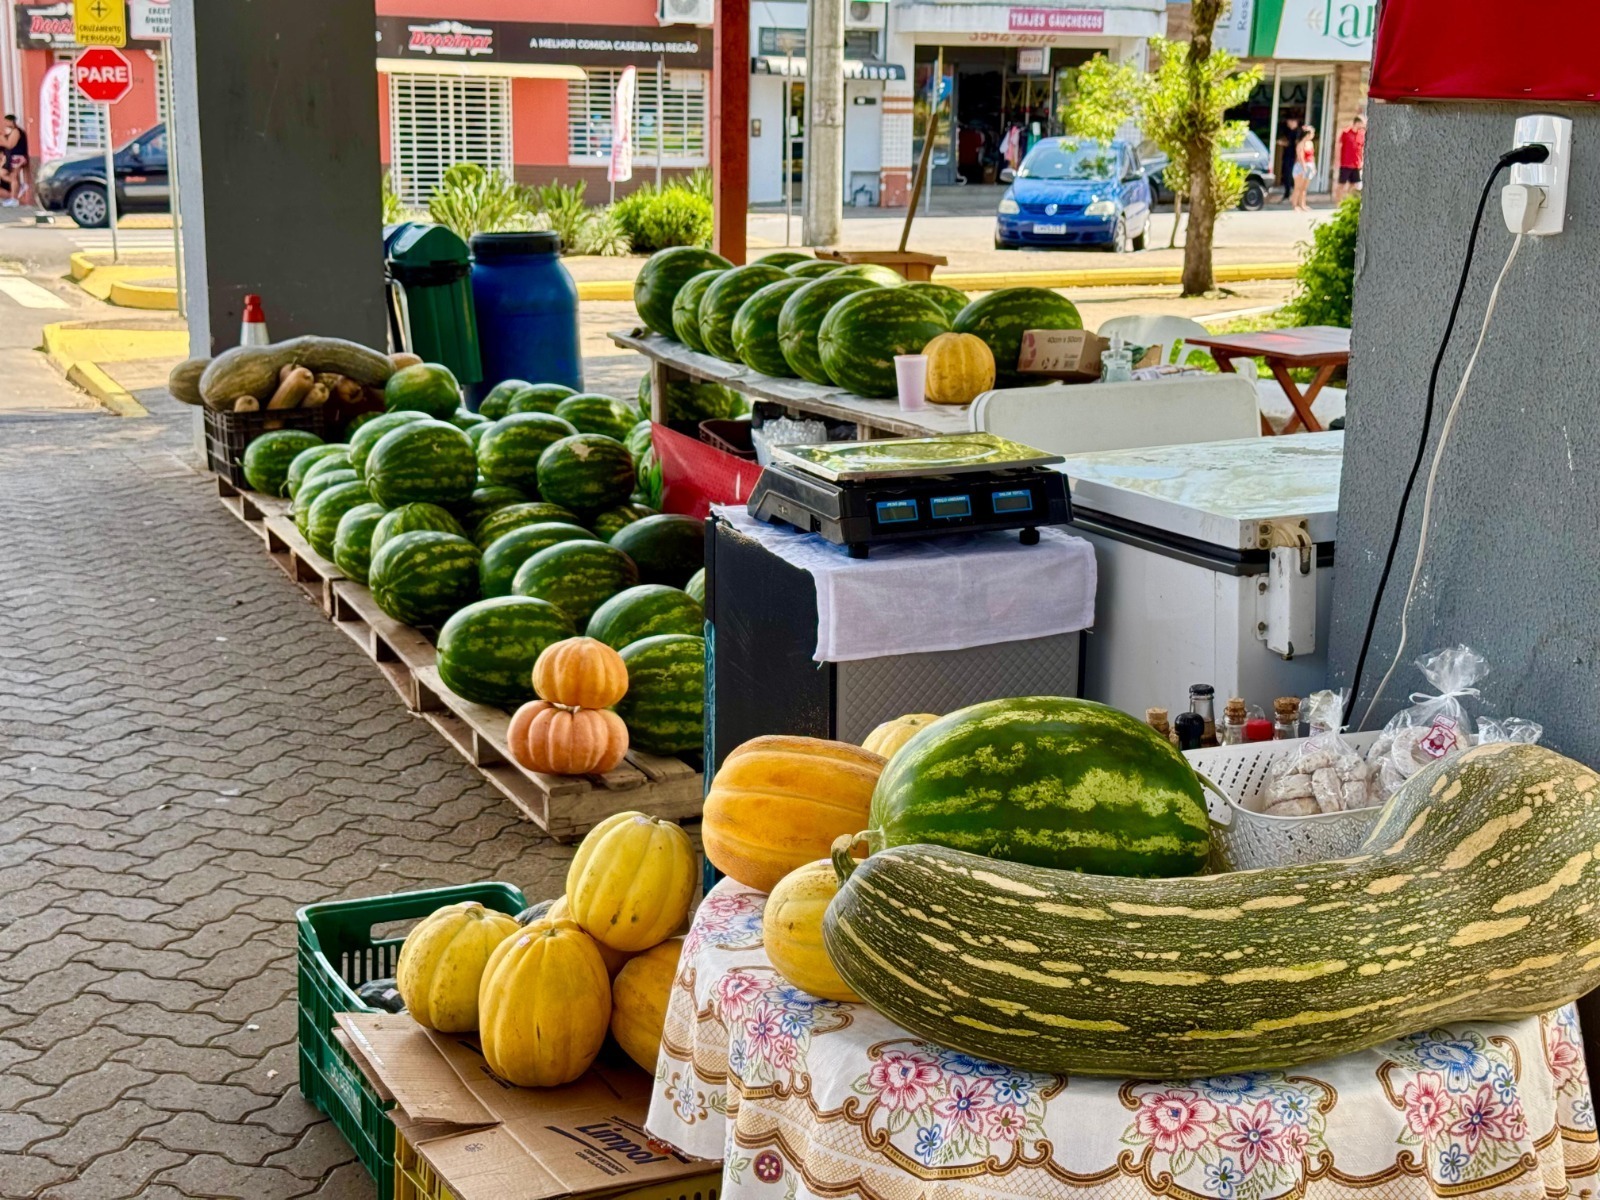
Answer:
337 1012 716 1200
1017 329 1164 382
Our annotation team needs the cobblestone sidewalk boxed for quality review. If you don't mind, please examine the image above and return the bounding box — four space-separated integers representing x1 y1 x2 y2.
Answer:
0 397 573 1198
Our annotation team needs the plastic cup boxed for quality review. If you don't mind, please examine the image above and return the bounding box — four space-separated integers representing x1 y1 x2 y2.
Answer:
895 354 928 411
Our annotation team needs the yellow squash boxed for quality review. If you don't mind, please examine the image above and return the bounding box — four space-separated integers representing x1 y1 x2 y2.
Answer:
609 937 685 1072
478 917 612 1087
395 901 520 1033
764 860 859 1001
923 332 996 405
861 713 940 760
566 811 696 952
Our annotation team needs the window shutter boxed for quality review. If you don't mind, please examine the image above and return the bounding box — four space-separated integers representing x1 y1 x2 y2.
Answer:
567 68 709 167
388 73 514 206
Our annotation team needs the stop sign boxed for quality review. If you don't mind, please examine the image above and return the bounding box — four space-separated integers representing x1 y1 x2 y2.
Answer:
73 47 134 105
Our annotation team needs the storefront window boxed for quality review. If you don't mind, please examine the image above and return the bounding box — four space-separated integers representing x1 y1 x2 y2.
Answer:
567 68 710 167
388 74 513 206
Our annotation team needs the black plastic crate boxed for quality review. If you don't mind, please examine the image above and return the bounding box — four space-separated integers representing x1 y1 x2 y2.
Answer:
203 405 330 488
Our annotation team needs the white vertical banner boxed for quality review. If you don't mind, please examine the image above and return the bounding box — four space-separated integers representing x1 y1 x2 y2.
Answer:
39 64 71 162
609 65 636 184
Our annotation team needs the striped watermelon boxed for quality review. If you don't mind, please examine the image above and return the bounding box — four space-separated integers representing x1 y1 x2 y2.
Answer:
777 276 879 384
505 383 576 415
478 379 531 421
371 502 465 559
450 409 489 431
364 420 477 508
301 452 353 488
587 585 703 651
510 540 639 629
243 429 321 495
589 503 656 542
684 568 705 607
342 411 381 441
457 484 528 533
625 421 653 457
756 250 811 268
904 282 971 325
479 522 597 598
535 434 635 513
368 531 481 626
285 444 349 499
385 363 461 419
671 269 725 352
869 696 1209 878
638 374 747 424
436 596 576 708
554 394 637 442
953 287 1083 386
466 423 490 451
472 501 580 548
476 413 578 491
608 514 702 588
305 479 374 560
818 289 951 397
332 502 387 584
635 247 732 336
732 278 807 377
698 264 790 361
349 410 431 474
294 468 359 535
787 259 840 279
635 443 662 509
830 263 905 287
614 634 704 755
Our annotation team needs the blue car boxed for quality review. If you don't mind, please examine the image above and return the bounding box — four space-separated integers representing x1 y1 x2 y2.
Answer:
994 138 1152 252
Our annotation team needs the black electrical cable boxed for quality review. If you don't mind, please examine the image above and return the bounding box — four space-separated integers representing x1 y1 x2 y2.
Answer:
1343 144 1550 729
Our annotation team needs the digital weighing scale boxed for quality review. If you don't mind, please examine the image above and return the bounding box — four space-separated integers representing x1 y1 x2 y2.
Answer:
747 433 1072 557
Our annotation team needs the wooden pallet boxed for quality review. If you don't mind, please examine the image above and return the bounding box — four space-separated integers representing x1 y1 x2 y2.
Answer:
329 582 437 711
215 476 288 541
413 666 703 843
263 515 345 616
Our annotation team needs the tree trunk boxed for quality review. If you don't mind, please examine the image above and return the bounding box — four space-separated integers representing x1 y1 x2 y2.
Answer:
1169 187 1182 249
1181 0 1223 295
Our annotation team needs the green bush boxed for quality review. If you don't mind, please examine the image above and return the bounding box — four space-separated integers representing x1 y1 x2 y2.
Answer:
427 163 531 240
611 181 713 253
524 180 589 250
382 173 406 224
1284 193 1361 328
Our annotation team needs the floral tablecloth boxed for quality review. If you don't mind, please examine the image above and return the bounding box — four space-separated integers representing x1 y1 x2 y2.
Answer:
647 879 1599 1200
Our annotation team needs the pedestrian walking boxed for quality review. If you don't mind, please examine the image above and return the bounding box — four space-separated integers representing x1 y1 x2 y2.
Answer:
1275 116 1302 203
1335 113 1365 203
0 115 30 207
1292 125 1317 212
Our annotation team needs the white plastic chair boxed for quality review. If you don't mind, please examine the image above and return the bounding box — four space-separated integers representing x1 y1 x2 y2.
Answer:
1096 314 1211 367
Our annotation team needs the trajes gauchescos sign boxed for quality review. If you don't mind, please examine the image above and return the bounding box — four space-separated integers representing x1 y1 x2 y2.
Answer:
1007 8 1106 34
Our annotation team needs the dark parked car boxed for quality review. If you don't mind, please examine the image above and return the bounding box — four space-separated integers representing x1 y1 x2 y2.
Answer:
1141 130 1274 211
34 123 170 228
994 138 1152 252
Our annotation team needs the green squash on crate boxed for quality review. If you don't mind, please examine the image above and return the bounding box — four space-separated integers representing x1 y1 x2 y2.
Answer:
505 382 576 416
476 412 578 492
818 288 951 398
243 429 322 496
472 501 580 549
478 378 531 421
613 633 704 755
284 443 348 499
349 409 431 475
634 246 732 337
367 530 481 626
332 502 387 584
305 479 374 561
669 268 725 353
385 362 461 420
478 522 597 599
436 595 577 708
535 434 636 514
371 502 465 560
586 584 703 651
608 514 702 588
364 420 477 509
511 539 639 630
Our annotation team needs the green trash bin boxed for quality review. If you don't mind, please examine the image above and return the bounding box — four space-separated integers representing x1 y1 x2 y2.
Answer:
384 222 483 390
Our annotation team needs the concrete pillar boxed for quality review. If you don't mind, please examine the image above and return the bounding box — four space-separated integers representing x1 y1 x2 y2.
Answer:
171 0 385 357
802 0 844 246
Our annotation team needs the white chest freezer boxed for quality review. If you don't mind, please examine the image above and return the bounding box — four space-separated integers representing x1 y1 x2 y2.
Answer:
1057 432 1342 718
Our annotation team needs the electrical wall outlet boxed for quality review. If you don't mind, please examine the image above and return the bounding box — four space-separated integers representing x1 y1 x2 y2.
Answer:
1508 114 1573 236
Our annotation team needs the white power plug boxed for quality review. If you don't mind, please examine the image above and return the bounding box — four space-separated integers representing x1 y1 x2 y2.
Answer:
1503 114 1573 235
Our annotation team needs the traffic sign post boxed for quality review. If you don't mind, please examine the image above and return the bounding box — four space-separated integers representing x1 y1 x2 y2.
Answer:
72 46 133 262
73 0 126 48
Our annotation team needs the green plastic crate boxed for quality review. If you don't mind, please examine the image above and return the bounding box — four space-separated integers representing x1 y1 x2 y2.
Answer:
296 882 529 1199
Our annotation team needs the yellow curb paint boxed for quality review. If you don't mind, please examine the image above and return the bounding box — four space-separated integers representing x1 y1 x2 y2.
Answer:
65 361 150 418
70 262 177 304
69 251 95 281
108 279 180 311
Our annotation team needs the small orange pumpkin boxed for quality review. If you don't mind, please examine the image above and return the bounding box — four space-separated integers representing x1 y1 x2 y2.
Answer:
533 637 629 709
507 701 630 775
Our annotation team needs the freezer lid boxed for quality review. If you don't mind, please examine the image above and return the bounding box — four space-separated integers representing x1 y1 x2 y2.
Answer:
1055 432 1342 550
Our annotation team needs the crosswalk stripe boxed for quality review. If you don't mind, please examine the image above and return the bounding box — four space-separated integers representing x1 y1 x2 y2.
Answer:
0 277 70 309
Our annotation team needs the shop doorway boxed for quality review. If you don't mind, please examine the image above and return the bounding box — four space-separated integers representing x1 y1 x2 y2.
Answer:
1230 68 1334 195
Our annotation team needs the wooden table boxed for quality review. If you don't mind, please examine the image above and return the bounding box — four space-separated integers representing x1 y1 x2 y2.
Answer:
1184 325 1351 435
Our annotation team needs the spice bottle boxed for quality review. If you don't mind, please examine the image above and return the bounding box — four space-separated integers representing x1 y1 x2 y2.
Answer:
1173 712 1206 751
1188 684 1217 747
1273 697 1301 740
1146 707 1177 747
1221 698 1248 746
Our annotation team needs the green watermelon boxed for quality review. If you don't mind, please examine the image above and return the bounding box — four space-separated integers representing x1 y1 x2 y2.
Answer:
777 276 879 384
472 501 581 548
698 264 789 361
787 259 840 279
342 411 382 441
608 514 702 588
684 567 706 607
332 502 387 584
305 479 374 560
285 443 349 498
368 531 481 626
756 251 811 268
243 430 322 495
614 634 704 755
635 247 732 337
479 522 597 598
505 383 576 415
510 540 639 629
450 409 489 430
350 410 431 474
625 421 653 458
818 289 951 397
635 443 662 509
554 394 637 442
954 287 1083 386
457 484 528 532
385 363 461 419
639 374 748 424
587 585 704 651
364 420 476 508
466 423 491 451
905 282 971 325
589 503 657 541
294 468 359 534
371 502 465 559
670 268 725 352
868 696 1210 878
732 278 807 377
436 596 576 708
831 262 905 287
479 379 531 421
301 450 353 487
536 434 635 513
476 413 579 491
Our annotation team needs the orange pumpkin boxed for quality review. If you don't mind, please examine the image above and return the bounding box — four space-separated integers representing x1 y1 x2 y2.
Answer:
507 701 630 775
533 637 628 709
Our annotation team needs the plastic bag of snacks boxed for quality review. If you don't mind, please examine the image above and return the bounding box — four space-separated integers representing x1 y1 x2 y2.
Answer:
1476 716 1544 746
1262 689 1376 816
1365 645 1486 800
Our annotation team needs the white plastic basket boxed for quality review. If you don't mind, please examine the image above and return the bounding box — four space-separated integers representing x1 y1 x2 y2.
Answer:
1186 731 1384 871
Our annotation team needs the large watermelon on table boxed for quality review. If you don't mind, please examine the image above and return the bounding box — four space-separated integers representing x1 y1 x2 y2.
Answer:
698 264 790 361
285 443 348 499
670 269 725 352
818 289 951 397
867 696 1209 878
305 479 374 560
456 484 528 533
732 278 807 377
635 247 732 337
953 287 1083 386
371 502 464 559
589 503 656 542
511 540 639 629
506 383 576 416
905 282 971 326
332 502 387 584
349 410 431 475
831 262 905 287
243 429 322 496
476 412 578 492
436 596 576 708
536 434 635 513
777 276 879 385
554 394 637 442
364 420 476 508
608 514 702 588
614 634 704 755
587 585 704 651
472 501 580 548
368 531 481 626
756 250 810 268
478 379 531 421
787 259 839 279
294 468 358 534
637 374 747 424
479 522 597 599
385 363 461 419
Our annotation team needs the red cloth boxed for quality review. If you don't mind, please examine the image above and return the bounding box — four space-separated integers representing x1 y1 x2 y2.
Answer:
1339 126 1365 170
651 423 763 520
1370 0 1600 102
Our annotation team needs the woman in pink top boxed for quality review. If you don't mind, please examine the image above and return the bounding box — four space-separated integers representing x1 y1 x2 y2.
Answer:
1291 125 1317 212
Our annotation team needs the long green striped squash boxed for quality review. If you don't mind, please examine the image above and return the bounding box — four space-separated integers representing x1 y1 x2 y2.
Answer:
824 742 1600 1079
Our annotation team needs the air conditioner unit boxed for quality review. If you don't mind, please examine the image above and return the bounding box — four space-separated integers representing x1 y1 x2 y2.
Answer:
845 0 884 30
659 0 713 28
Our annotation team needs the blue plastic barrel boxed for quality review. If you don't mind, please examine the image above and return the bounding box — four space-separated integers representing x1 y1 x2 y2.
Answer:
467 231 583 406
